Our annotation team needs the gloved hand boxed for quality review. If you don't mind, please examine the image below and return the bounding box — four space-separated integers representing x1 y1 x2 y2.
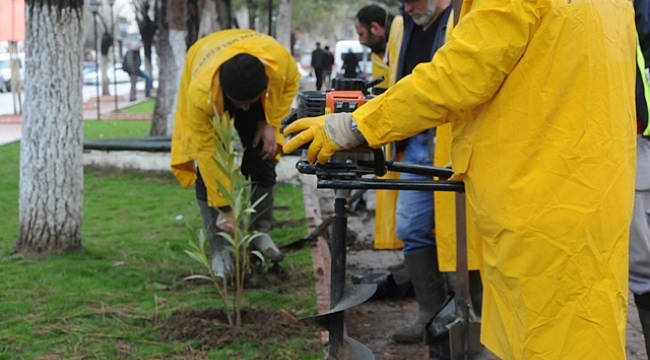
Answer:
282 113 364 164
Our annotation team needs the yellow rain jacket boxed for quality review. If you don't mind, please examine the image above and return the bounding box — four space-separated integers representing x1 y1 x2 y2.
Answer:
371 53 389 89
370 15 403 89
373 15 406 249
170 29 300 208
353 0 637 357
433 12 482 272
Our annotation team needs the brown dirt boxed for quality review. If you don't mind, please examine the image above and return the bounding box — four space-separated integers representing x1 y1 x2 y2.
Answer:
161 306 321 354
162 265 320 357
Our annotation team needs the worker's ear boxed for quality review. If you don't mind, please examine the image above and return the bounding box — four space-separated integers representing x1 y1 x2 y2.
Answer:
370 21 385 36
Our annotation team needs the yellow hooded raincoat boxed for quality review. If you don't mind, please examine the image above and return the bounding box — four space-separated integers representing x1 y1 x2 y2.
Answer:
372 15 407 249
434 11 482 272
353 0 637 357
171 29 300 208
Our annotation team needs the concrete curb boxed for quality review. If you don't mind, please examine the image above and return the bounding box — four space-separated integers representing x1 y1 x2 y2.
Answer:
300 175 332 346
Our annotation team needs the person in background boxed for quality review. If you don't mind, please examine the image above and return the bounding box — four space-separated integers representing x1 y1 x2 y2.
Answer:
122 42 152 101
341 48 361 79
630 0 650 355
171 29 300 278
354 4 405 252
376 0 455 348
311 42 325 91
321 46 335 89
354 4 404 89
282 0 637 355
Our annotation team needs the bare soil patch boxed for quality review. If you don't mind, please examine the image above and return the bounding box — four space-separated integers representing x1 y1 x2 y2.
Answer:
161 306 321 354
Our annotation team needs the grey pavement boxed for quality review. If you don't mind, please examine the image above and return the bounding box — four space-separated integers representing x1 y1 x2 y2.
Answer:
0 89 154 147
0 123 21 146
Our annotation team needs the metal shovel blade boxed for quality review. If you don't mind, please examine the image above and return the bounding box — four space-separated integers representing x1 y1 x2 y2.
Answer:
447 304 482 358
300 283 377 329
345 335 375 360
448 192 482 358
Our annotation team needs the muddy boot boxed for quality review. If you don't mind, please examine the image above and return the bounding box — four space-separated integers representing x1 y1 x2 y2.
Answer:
249 186 284 262
469 270 483 317
197 199 234 278
446 271 456 295
428 334 451 360
635 293 650 357
392 247 448 344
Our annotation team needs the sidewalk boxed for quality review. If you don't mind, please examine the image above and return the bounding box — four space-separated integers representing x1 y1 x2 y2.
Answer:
0 90 154 146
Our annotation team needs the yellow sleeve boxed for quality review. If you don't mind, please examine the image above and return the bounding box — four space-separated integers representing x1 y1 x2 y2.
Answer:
170 48 198 189
268 54 300 147
387 16 404 87
172 45 231 208
353 0 539 147
371 53 390 88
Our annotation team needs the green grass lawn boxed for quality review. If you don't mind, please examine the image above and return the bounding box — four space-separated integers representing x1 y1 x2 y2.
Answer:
120 99 156 114
0 120 320 359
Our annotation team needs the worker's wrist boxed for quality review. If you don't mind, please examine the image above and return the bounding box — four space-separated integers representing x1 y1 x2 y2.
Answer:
349 119 366 143
217 205 232 212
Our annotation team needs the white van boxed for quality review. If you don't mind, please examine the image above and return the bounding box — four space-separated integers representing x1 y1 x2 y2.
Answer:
333 40 372 79
0 52 25 92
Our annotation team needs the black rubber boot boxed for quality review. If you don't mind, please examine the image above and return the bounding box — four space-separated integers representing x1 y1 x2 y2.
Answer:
197 199 234 278
635 292 650 357
249 186 284 262
391 247 448 344
469 270 483 317
428 334 451 360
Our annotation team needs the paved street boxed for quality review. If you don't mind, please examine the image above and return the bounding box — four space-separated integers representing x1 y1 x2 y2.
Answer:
0 80 157 146
0 81 155 116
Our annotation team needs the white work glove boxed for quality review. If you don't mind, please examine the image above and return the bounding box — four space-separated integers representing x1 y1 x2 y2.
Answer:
282 113 365 164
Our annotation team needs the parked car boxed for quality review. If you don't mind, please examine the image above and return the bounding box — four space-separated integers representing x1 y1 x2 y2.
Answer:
83 61 98 76
0 52 25 92
83 63 132 84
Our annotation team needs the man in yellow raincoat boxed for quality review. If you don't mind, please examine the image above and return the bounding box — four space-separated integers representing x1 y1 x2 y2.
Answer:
282 0 637 356
354 4 405 251
354 4 404 90
171 29 300 277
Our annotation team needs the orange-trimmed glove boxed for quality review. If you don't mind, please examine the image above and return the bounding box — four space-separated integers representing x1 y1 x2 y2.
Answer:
282 113 365 164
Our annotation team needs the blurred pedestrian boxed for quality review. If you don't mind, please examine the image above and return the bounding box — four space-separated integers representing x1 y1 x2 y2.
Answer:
341 49 361 79
311 42 325 90
322 46 335 89
122 42 152 101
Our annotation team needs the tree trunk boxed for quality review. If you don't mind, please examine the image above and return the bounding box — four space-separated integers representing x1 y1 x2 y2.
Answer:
199 0 221 36
134 0 156 75
17 0 84 255
246 0 256 30
186 0 200 48
276 0 292 51
150 0 186 136
101 54 109 95
215 0 232 30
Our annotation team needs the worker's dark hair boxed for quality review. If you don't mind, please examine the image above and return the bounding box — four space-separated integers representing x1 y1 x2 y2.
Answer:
219 53 268 101
355 4 387 30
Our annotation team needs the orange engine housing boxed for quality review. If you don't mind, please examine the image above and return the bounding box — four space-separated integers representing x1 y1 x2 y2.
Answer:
325 90 366 114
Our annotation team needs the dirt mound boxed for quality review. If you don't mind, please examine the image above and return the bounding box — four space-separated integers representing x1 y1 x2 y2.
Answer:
162 306 320 352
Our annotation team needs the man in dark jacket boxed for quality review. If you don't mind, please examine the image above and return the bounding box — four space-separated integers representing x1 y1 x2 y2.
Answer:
322 46 335 89
122 42 152 101
310 42 325 90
